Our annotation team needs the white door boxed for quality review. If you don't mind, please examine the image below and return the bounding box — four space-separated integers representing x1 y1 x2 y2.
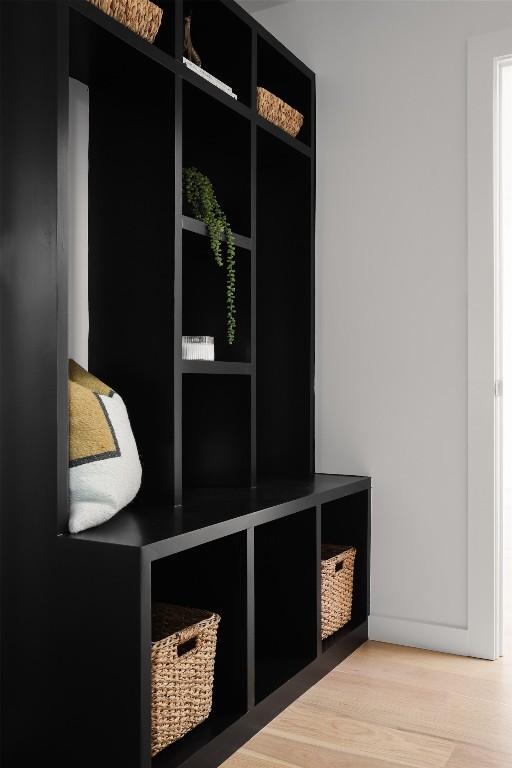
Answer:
468 28 512 660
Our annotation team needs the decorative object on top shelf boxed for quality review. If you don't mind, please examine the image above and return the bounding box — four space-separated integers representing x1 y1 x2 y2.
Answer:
68 360 142 534
182 335 215 361
87 0 163 44
183 167 236 345
256 87 304 138
183 15 237 99
183 57 237 100
184 15 202 67
320 544 356 639
152 604 221 756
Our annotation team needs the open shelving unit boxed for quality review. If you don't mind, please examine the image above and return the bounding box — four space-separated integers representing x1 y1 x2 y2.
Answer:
0 1 370 766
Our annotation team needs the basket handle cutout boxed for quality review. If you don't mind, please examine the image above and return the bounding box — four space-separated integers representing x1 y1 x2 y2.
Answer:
177 637 197 657
335 560 344 572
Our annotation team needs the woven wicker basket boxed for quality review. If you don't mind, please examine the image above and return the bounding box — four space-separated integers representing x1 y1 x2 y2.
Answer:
256 87 304 138
151 604 221 756
321 544 356 640
87 0 163 44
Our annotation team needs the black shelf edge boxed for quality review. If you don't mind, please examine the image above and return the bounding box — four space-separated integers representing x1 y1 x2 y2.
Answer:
182 360 253 375
178 61 253 121
182 216 252 251
67 0 177 73
256 115 312 157
61 475 371 558
152 618 368 768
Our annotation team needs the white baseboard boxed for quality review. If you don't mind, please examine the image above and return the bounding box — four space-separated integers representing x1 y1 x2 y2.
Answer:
369 614 470 656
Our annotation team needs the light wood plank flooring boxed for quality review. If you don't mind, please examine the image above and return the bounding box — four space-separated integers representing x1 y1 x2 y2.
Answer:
221 505 512 768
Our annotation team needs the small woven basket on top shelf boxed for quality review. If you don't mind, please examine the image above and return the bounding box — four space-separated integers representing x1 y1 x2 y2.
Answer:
87 0 163 44
321 544 356 640
256 87 304 138
151 604 221 757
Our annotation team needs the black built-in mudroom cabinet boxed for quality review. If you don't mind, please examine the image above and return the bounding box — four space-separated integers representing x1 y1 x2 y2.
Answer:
0 1 370 766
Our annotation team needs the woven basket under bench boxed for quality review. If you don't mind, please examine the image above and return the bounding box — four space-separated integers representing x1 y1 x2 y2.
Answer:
151 604 221 756
321 545 356 640
87 0 163 44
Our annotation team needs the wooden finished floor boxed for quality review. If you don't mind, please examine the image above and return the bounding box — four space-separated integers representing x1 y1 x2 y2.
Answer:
221 507 512 768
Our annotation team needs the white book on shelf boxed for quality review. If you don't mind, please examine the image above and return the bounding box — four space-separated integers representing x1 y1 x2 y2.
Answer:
182 58 238 100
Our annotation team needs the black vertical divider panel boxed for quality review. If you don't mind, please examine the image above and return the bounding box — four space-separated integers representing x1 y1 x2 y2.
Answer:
0 3 61 763
250 28 257 486
77 13 175 504
246 527 256 707
174 77 184 506
256 130 313 479
173 0 184 507
315 505 322 655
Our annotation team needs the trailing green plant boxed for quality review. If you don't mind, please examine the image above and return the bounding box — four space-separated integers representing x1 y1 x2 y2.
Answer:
183 167 236 345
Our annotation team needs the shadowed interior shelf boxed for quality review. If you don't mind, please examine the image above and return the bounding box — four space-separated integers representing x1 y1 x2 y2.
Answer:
181 361 252 375
182 215 252 251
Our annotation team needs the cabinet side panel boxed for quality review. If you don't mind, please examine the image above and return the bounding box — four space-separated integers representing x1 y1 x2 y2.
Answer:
0 2 63 761
56 540 150 768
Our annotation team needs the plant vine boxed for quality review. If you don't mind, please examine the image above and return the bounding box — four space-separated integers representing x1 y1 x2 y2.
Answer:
183 167 236 345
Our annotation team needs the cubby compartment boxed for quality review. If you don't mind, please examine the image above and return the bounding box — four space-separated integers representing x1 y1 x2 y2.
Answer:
257 129 313 480
151 532 248 766
257 35 312 146
254 509 317 702
182 374 251 489
68 8 175 504
81 0 175 57
182 82 251 237
183 1 252 105
182 230 251 362
321 491 370 651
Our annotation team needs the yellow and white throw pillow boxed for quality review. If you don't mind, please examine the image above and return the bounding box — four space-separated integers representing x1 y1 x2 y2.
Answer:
68 360 142 533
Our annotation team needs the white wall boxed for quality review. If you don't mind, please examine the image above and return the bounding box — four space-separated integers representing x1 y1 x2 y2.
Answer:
253 1 512 652
503 65 512 503
68 78 89 369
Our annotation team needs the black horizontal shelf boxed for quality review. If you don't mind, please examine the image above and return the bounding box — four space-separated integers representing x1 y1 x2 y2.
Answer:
182 216 252 251
63 474 370 558
256 114 311 157
182 360 252 375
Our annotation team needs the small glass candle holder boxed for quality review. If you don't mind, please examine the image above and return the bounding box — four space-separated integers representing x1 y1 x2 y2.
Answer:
182 336 215 361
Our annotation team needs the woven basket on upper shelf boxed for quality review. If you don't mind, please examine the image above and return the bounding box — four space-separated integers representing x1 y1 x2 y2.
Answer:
87 0 163 44
256 87 304 138
151 604 221 757
321 544 356 640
